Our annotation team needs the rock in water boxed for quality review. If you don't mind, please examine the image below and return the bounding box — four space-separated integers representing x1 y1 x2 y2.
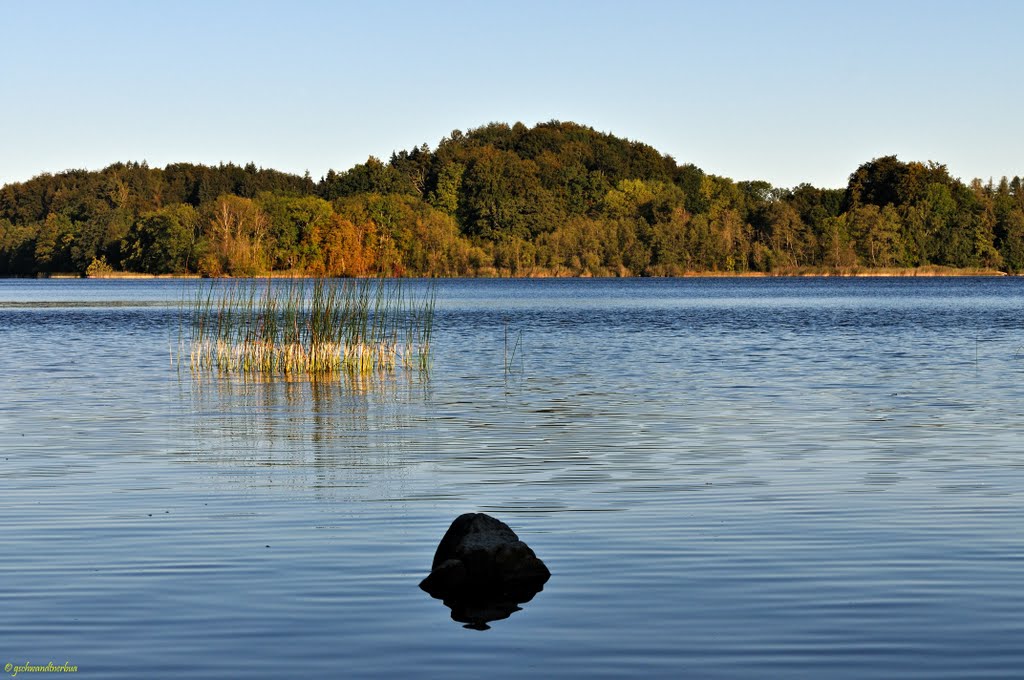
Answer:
420 513 551 601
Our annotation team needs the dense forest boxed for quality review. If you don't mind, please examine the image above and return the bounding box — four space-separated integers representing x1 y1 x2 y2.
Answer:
2 121 1023 277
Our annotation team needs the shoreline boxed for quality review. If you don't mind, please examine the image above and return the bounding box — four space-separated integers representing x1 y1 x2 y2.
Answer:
99 264 1011 278
16 266 1013 280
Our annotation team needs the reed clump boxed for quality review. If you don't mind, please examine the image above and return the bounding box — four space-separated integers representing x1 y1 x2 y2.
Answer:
183 277 435 377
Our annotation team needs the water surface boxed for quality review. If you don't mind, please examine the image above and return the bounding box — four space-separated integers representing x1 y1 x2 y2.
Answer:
1 277 1022 678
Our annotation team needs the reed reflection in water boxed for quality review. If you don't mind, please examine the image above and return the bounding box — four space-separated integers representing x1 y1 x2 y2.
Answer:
181 373 436 493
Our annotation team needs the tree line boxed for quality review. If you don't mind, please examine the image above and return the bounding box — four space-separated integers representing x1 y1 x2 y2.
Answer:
2 121 1023 277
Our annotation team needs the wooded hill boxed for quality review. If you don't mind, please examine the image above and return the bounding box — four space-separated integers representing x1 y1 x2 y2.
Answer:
2 121 1022 277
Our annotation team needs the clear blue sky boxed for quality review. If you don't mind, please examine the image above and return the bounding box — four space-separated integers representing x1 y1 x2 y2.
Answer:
2 0 1021 189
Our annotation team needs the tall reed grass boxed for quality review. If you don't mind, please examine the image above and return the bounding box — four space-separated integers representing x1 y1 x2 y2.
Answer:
181 278 435 378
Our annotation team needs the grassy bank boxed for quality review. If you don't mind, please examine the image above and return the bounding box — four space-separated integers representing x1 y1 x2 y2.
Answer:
74 264 1013 280
447 264 1011 278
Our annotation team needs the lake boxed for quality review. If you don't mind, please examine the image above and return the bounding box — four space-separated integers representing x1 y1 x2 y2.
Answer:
1 277 1022 678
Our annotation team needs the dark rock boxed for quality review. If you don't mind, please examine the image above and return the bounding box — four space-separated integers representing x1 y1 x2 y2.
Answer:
420 513 551 629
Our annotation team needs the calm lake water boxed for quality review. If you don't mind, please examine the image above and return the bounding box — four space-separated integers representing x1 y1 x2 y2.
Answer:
1 277 1023 678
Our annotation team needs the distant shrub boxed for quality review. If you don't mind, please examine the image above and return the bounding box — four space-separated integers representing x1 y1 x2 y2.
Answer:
85 256 115 278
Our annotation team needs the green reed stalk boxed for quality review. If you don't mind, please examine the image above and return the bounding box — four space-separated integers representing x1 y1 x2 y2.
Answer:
183 276 434 379
418 283 436 372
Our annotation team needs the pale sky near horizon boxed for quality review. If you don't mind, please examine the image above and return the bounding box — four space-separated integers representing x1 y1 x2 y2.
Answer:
1 0 1021 190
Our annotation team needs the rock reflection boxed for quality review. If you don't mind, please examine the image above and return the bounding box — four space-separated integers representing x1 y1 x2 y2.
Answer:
425 582 546 630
